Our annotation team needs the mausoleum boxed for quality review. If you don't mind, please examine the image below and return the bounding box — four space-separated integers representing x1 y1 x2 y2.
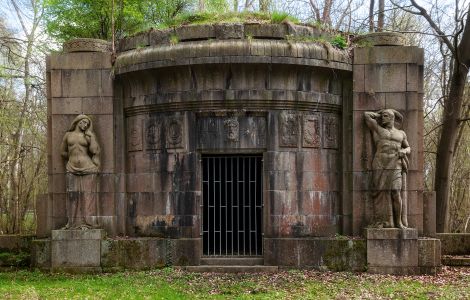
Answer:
33 23 441 274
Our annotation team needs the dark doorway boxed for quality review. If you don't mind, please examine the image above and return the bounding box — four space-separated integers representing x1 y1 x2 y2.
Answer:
202 155 263 256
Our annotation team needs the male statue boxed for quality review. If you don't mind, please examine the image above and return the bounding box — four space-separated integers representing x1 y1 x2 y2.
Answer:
364 109 410 228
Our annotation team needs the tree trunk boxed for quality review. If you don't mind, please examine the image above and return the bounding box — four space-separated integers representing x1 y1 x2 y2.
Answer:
435 10 470 232
377 0 384 32
369 0 375 32
259 0 270 12
322 0 333 26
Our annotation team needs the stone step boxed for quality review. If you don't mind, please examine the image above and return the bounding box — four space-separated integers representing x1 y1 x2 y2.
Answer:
442 255 470 266
182 265 279 273
200 257 264 266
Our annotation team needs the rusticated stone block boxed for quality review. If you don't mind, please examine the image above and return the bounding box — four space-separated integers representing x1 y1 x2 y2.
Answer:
50 52 112 70
51 229 105 272
101 238 167 270
418 238 441 274
214 23 244 39
167 238 201 266
264 238 367 270
354 46 424 65
51 97 82 115
176 24 215 41
423 191 436 237
63 38 111 53
364 64 407 93
149 28 174 46
118 31 149 52
366 228 419 275
366 228 418 239
36 194 52 238
437 233 470 255
31 239 51 270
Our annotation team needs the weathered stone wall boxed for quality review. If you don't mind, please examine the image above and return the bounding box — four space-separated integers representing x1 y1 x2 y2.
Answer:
43 39 117 236
115 36 351 246
437 233 470 255
350 42 424 235
38 25 428 269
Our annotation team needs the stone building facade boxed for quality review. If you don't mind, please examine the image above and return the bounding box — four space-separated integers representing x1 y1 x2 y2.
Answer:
35 24 440 273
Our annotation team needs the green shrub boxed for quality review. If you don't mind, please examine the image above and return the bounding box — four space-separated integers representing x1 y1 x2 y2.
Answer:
331 34 347 49
271 11 299 24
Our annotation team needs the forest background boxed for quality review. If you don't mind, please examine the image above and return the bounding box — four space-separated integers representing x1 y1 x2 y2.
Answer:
1 0 469 235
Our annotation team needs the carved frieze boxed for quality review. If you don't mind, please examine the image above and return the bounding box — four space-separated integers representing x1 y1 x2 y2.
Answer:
323 114 338 149
303 113 321 148
128 118 143 152
145 118 163 150
166 116 184 148
224 117 239 142
197 113 266 149
279 112 299 147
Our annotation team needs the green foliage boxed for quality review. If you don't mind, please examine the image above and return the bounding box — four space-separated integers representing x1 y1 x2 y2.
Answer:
43 0 303 41
161 11 271 28
271 11 299 24
0 251 30 267
169 34 179 45
286 34 349 49
43 0 151 41
331 34 347 49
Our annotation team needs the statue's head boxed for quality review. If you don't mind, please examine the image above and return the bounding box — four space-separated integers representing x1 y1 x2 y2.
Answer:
378 109 403 127
69 114 94 134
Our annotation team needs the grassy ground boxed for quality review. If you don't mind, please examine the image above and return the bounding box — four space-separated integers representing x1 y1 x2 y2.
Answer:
0 267 469 299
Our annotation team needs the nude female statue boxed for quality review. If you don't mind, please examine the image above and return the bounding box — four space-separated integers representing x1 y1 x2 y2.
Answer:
364 109 410 228
60 114 100 229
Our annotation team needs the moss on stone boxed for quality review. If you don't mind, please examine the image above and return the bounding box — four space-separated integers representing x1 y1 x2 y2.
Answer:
0 251 30 268
323 238 366 272
157 11 299 29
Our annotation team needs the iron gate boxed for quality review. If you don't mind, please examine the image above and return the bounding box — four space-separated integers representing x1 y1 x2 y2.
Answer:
202 155 263 256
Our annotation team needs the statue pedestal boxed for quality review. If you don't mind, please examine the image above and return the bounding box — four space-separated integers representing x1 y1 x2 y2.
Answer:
366 228 419 275
51 229 105 273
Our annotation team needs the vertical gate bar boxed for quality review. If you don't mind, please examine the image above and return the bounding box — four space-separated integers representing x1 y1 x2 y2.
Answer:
248 157 252 255
225 156 228 256
237 156 240 255
258 157 261 255
231 157 234 256
213 157 216 255
219 156 222 256
254 157 257 255
243 157 246 256
207 157 210 255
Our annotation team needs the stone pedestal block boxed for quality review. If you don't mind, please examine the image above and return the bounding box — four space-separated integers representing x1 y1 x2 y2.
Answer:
423 191 436 237
366 228 419 275
418 238 441 275
51 229 105 273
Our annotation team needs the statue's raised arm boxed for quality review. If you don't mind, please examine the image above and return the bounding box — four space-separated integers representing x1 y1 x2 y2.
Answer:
363 111 381 132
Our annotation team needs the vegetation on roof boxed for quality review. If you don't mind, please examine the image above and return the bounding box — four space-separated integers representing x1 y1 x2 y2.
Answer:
157 11 300 29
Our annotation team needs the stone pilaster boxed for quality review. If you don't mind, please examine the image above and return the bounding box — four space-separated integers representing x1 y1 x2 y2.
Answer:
44 38 117 236
350 33 424 235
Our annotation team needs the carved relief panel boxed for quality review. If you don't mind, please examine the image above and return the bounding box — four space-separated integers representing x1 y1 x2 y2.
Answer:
127 117 143 152
279 112 299 147
166 116 184 149
224 117 239 143
144 118 163 150
303 113 321 148
197 113 266 149
323 113 338 149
